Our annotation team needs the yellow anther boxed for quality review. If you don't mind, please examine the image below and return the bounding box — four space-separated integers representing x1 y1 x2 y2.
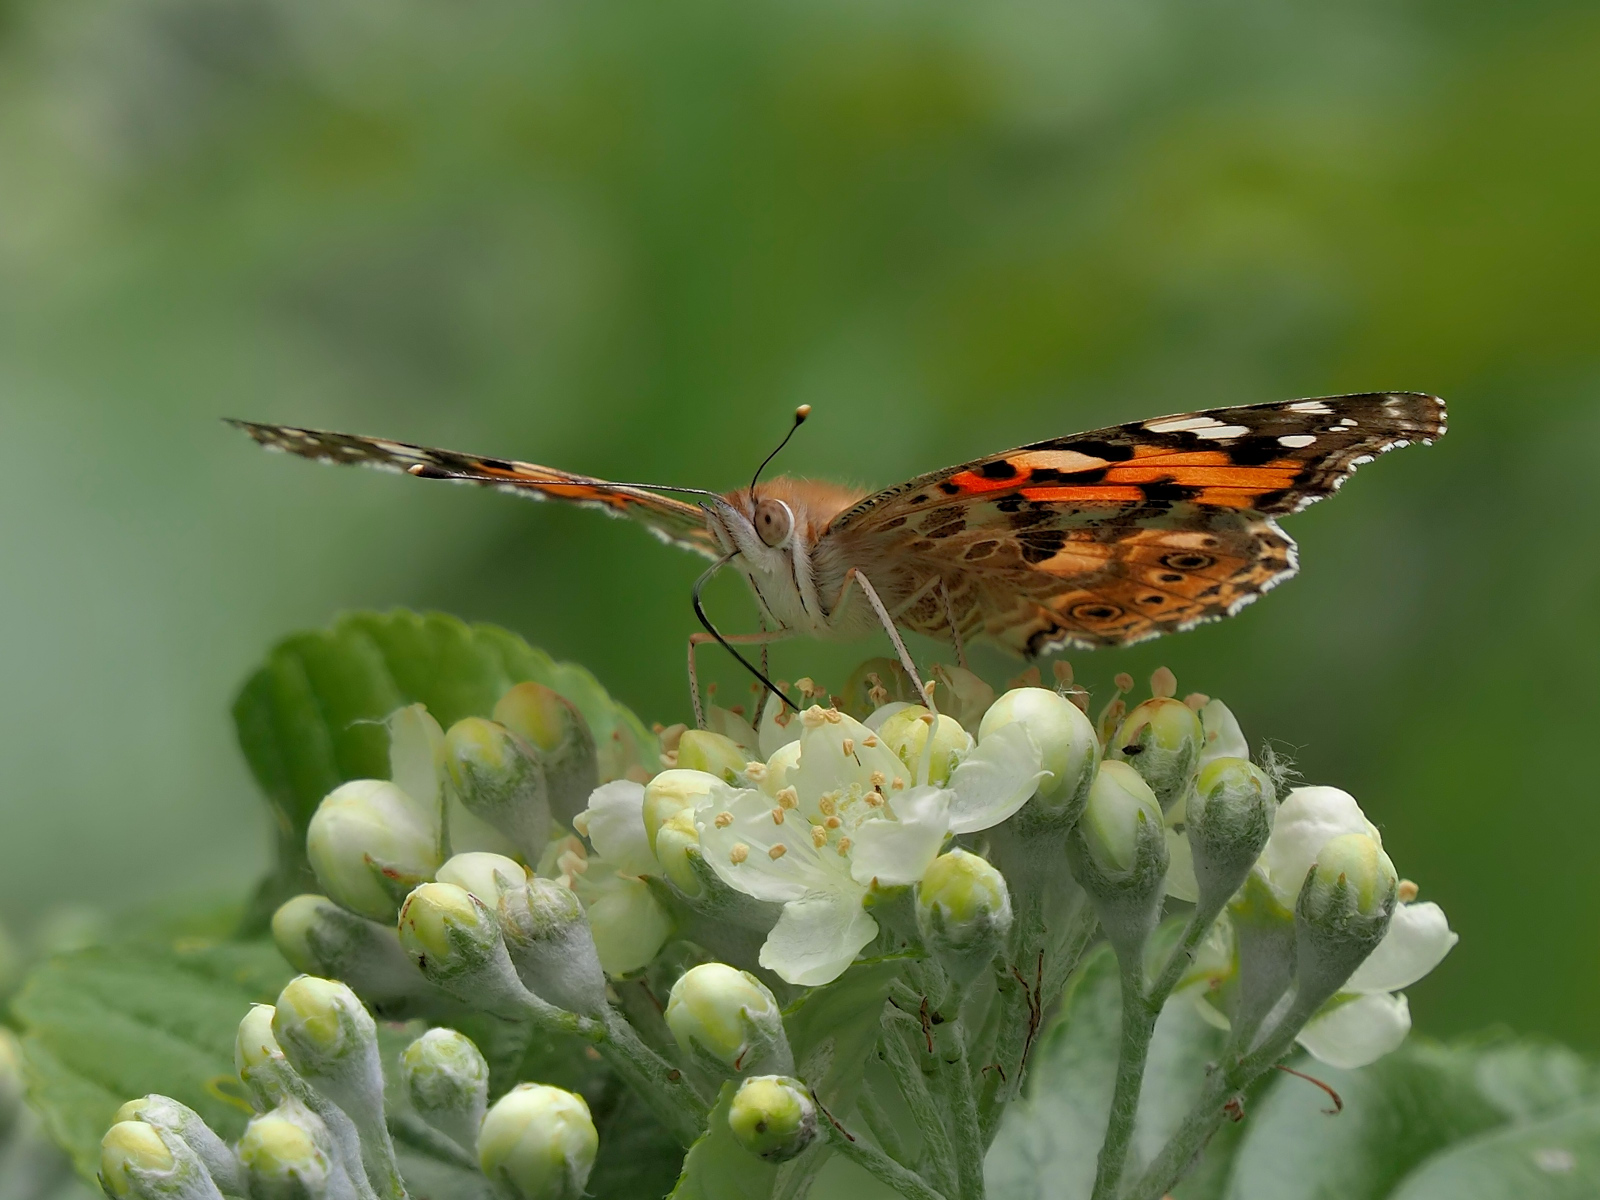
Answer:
745 762 768 780
842 737 855 755
730 843 750 865
771 808 786 825
870 770 885 787
714 811 734 828
824 708 843 724
811 826 828 847
818 793 839 816
768 844 788 860
777 786 799 809
891 776 905 790
865 791 884 807
1398 879 1420 903
836 837 852 855
863 734 879 748
824 816 841 830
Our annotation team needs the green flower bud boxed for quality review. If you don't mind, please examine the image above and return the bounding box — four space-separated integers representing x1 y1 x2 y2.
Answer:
397 883 536 1019
272 977 399 1197
876 706 973 787
1294 833 1398 1009
1226 868 1298 1047
666 963 792 1076
1065 761 1169 961
493 683 599 826
101 1119 222 1200
727 1076 818 1163
236 1104 335 1200
113 1096 241 1197
675 731 750 784
477 1083 597 1200
400 1028 488 1154
306 780 442 923
497 877 608 1016
642 770 719 852
1110 697 1203 813
652 812 705 897
235 1004 287 1101
915 849 1012 994
1186 758 1276 915
978 687 1098 823
437 852 531 910
444 719 553 864
571 869 674 977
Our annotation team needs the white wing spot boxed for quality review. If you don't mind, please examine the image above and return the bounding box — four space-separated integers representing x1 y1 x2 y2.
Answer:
1194 425 1251 440
1278 434 1317 449
1147 415 1230 434
1287 401 1331 414
1336 418 1358 428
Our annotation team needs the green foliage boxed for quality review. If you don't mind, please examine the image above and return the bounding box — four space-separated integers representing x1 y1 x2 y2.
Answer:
988 942 1600 1200
11 938 292 1180
232 609 657 924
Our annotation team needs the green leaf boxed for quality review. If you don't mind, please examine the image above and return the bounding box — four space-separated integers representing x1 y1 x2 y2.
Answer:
1388 1100 1600 1199
588 1087 690 1200
783 957 906 1110
985 941 1228 1200
12 938 294 1181
232 609 658 923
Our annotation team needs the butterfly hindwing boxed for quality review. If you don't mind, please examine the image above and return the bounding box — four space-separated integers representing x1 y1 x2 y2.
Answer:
824 392 1443 653
228 420 720 558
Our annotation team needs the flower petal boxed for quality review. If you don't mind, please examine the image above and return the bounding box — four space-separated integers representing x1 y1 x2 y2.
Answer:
795 708 907 811
1296 992 1411 1069
575 780 658 878
945 722 1046 835
758 691 801 760
1163 827 1199 903
850 787 951 887
1346 901 1457 994
1258 786 1381 901
695 783 841 902
759 893 880 986
572 865 674 975
1197 698 1248 768
388 704 445 823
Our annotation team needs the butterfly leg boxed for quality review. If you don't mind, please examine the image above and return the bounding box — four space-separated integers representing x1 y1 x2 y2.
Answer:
938 578 970 672
687 629 792 731
839 569 937 716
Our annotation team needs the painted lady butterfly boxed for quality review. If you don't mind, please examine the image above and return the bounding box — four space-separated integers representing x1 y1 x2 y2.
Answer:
232 392 1443 717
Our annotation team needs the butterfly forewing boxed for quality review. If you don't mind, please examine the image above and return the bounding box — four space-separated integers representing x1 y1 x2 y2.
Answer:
228 419 721 558
822 392 1444 655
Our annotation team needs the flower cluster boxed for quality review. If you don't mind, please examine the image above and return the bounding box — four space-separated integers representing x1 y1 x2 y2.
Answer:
93 653 1459 1200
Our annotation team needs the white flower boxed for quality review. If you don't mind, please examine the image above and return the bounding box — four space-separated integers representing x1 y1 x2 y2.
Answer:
1256 785 1456 1067
695 705 1042 985
1163 697 1249 903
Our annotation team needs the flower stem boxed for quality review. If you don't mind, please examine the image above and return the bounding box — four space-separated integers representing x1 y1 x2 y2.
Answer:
935 1021 986 1200
880 1009 959 1199
1089 954 1157 1200
595 1009 709 1146
814 1091 951 1200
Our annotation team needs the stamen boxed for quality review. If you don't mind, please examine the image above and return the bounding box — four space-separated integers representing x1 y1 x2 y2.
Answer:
818 793 839 816
801 705 827 728
865 791 884 807
1398 879 1419 902
1052 660 1074 687
776 786 799 809
836 837 852 855
863 734 879 748
824 708 843 724
842 737 854 755
768 844 788 860
745 761 768 781
1114 672 1134 693
824 816 841 829
1184 692 1210 711
729 843 749 865
771 807 786 825
891 776 905 791
714 812 734 828
870 770 886 787
1150 666 1177 698
811 826 828 847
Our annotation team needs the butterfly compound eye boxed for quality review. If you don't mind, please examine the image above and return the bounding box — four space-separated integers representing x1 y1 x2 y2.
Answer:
753 498 795 549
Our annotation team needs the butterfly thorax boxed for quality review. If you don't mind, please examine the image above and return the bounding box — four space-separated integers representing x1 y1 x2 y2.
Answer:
707 478 875 638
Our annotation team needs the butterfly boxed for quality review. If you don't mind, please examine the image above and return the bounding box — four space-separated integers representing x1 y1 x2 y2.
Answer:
230 391 1444 723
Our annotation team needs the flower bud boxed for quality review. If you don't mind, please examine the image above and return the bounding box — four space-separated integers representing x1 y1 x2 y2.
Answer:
665 963 792 1076
306 780 442 923
271 895 443 1019
727 1076 818 1162
876 706 973 787
915 850 1012 993
237 1104 335 1200
477 1083 597 1200
978 688 1098 823
652 812 705 897
113 1096 241 1197
571 869 674 977
1294 833 1398 1008
494 683 600 826
1065 761 1169 961
398 883 535 1019
272 976 398 1196
641 770 720 851
1186 757 1276 915
1226 868 1298 1046
675 731 750 784
437 852 531 910
236 1004 292 1109
1110 697 1203 812
444 718 553 864
498 876 608 1016
400 1028 489 1153
100 1122 183 1200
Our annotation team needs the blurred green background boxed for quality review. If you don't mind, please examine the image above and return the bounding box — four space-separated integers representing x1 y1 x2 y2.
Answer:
1 0 1596 1048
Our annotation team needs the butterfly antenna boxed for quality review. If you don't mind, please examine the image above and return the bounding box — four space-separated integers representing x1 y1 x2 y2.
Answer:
750 405 811 495
694 555 799 713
